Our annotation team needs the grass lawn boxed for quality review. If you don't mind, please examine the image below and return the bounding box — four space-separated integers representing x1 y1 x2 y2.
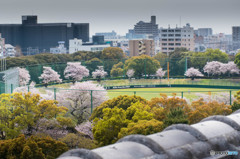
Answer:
41 79 240 102
107 87 238 101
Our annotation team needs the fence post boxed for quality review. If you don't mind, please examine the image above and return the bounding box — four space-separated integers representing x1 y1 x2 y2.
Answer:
230 90 232 105
134 91 136 96
91 90 93 114
181 92 183 98
144 59 146 79
11 84 13 93
185 57 188 78
54 88 57 100
28 85 30 92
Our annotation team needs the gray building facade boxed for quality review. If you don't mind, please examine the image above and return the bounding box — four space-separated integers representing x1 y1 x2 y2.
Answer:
133 16 159 39
0 16 89 54
194 28 212 37
233 26 240 50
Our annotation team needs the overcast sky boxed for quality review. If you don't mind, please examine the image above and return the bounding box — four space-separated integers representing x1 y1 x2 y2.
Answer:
0 0 239 36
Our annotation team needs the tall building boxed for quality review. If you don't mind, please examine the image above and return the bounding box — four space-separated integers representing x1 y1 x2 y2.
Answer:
194 28 212 37
159 23 195 54
233 26 240 50
129 39 155 57
0 15 89 54
131 16 159 39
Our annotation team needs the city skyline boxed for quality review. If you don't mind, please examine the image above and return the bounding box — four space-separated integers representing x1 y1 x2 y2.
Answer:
0 0 239 36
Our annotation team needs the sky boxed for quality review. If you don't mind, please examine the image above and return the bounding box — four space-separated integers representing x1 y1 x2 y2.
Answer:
0 0 239 36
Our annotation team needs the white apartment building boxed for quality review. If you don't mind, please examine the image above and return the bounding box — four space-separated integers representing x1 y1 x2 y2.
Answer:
76 44 110 52
5 44 16 57
159 23 195 55
69 38 83 54
69 38 110 53
50 41 67 54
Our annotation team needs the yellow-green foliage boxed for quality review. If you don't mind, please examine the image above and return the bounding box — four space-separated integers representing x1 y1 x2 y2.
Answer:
118 119 163 139
92 97 164 146
60 133 96 149
188 98 232 124
90 95 147 120
93 107 128 146
0 93 72 139
0 135 68 159
232 90 240 112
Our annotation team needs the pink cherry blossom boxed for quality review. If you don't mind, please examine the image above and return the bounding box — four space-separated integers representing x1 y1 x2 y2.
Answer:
64 62 89 83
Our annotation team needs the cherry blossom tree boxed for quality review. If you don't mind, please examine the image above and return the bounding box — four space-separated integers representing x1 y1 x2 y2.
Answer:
17 67 30 86
64 62 89 84
220 61 239 76
156 68 166 82
203 61 223 77
126 69 134 81
39 66 62 87
184 67 203 80
75 121 93 139
92 66 107 82
58 81 108 124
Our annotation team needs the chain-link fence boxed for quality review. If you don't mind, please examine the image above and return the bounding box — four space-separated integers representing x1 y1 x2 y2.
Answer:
26 86 238 114
0 68 19 94
21 57 235 84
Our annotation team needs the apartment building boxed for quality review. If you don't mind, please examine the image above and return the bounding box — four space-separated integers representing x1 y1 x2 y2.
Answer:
129 39 154 57
159 23 195 54
233 26 240 50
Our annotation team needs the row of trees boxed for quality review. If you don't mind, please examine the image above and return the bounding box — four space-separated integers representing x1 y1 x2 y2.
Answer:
184 61 240 80
9 48 239 83
6 47 127 69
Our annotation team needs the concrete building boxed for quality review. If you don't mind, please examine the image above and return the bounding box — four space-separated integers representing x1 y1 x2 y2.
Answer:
233 26 240 50
0 15 89 54
5 44 16 57
129 39 154 57
50 41 67 54
76 44 110 52
159 23 195 54
204 33 232 52
95 31 117 39
194 28 212 37
130 16 159 39
69 38 83 54
69 38 110 53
